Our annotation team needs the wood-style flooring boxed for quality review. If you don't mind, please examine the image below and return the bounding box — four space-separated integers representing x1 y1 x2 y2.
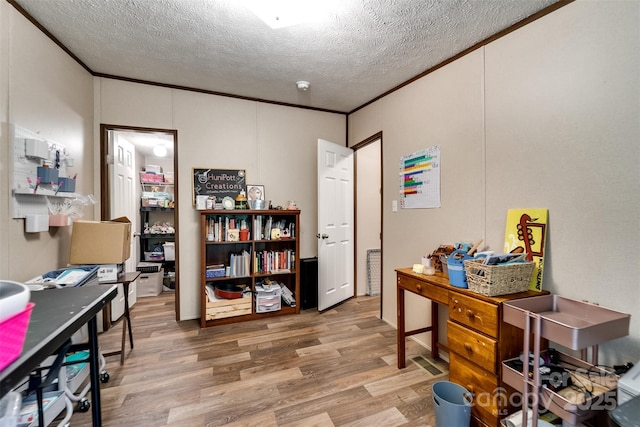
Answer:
66 292 447 426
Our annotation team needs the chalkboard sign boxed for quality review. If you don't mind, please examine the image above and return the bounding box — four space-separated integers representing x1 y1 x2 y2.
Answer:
192 168 246 204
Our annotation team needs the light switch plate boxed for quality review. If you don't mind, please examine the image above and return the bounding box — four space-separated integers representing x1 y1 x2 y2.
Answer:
392 200 398 212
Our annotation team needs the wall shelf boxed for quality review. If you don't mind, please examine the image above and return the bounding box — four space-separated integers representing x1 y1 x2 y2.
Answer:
11 125 79 223
13 187 80 198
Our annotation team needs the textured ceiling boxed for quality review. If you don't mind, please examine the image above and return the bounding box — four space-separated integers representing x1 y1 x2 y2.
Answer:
13 0 560 113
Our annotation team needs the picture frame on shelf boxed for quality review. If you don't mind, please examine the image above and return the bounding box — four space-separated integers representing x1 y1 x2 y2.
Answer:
247 185 265 201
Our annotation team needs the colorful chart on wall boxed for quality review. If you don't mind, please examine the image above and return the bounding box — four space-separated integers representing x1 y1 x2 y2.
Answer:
503 208 548 291
399 146 440 209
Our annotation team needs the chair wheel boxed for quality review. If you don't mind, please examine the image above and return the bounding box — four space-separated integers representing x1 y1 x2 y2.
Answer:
78 398 90 412
100 371 110 383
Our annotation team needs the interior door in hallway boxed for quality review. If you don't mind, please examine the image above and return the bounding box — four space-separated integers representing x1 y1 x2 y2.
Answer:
317 139 354 311
110 132 137 274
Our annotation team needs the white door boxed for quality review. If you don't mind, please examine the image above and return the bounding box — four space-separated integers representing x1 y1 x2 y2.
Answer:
110 132 137 275
317 139 354 311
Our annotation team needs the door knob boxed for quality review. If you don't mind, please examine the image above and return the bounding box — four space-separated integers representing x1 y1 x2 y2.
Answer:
316 233 329 239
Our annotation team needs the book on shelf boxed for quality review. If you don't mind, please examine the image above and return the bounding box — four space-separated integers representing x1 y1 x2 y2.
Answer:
207 215 252 242
254 249 295 273
255 215 295 241
229 250 251 277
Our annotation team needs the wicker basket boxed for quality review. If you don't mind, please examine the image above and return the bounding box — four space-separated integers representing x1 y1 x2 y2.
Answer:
464 260 534 296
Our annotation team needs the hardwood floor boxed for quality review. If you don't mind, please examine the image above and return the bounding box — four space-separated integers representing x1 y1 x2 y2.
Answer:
67 292 447 426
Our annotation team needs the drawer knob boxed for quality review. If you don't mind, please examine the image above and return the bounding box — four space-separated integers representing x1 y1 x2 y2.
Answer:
466 310 475 319
463 343 473 353
416 284 422 292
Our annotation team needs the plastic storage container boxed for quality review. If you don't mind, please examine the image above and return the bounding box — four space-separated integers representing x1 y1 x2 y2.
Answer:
26 265 99 289
57 176 76 192
0 392 21 427
0 302 34 371
432 381 472 427
447 250 472 288
137 270 163 297
163 242 175 261
617 359 640 405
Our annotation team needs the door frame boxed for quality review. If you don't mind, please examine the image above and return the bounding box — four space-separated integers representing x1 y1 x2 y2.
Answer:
351 131 383 319
100 124 180 321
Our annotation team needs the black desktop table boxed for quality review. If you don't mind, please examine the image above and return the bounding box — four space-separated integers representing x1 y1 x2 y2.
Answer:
0 285 117 426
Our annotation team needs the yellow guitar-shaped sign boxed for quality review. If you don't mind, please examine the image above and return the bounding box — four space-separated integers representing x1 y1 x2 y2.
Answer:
504 208 548 291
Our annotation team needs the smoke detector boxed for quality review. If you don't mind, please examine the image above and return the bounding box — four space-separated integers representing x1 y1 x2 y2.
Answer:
296 81 310 91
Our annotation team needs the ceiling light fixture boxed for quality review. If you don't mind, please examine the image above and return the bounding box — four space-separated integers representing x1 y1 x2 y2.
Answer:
153 144 167 157
296 81 310 91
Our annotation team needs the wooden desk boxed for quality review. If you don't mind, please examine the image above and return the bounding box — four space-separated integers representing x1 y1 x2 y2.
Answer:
0 285 117 426
101 271 140 364
396 268 547 427
396 269 450 368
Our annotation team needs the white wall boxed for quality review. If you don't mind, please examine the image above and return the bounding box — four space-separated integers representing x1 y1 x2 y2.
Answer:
97 79 346 320
348 1 640 365
1 0 346 319
1 3 95 281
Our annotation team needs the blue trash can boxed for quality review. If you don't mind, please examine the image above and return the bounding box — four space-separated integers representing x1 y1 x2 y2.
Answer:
432 381 472 427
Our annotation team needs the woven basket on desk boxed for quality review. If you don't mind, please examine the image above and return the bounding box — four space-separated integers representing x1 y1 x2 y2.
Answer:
464 260 534 296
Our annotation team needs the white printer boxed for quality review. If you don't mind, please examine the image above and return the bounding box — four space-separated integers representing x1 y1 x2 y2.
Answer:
618 361 640 405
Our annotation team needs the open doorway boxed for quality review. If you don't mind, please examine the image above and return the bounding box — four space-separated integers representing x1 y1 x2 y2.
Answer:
353 132 382 317
100 125 180 321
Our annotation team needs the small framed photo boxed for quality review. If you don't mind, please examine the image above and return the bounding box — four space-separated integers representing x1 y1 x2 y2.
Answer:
247 185 265 201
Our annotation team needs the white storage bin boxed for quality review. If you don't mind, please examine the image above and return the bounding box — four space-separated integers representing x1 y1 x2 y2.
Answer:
145 164 162 174
163 242 175 261
136 270 163 297
619 360 640 404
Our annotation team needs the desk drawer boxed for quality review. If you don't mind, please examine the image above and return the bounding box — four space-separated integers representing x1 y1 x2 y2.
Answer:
397 274 448 305
449 292 498 337
449 352 501 426
447 320 497 374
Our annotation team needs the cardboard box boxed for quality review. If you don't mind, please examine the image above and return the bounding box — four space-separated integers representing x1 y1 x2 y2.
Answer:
70 217 131 264
97 263 124 282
